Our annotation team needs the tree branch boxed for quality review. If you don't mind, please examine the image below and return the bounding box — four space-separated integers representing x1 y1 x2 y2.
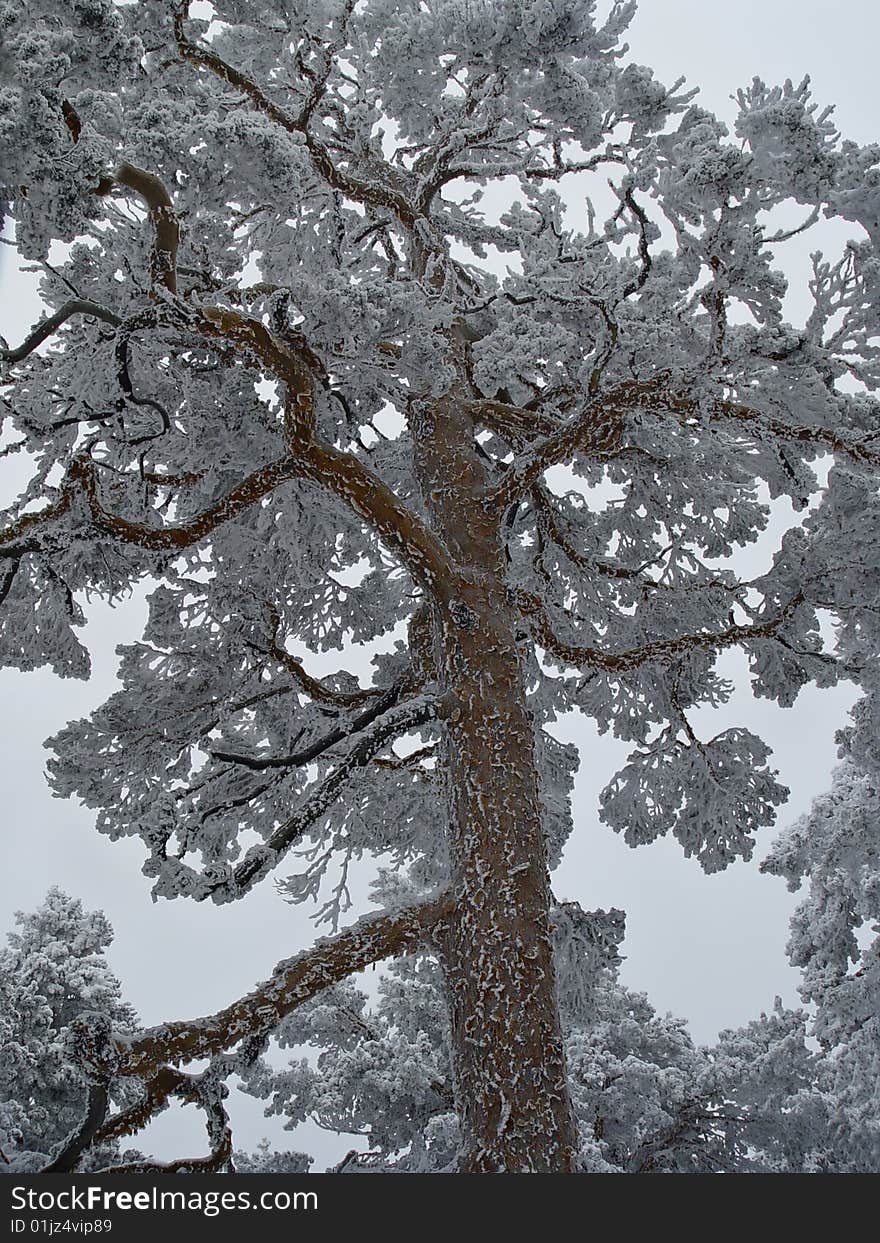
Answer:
491 375 668 510
103 894 452 1080
492 373 880 515
95 1087 232 1175
0 300 121 364
41 1083 109 1173
71 452 301 552
261 637 384 709
517 588 805 674
95 162 180 295
187 305 460 588
173 2 417 230
91 1067 192 1148
210 678 405 770
204 694 439 899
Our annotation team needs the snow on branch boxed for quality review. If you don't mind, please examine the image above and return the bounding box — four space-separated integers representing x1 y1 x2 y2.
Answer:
88 894 451 1082
0 300 121 365
517 588 805 675
209 678 407 771
199 693 440 901
0 452 308 573
492 374 668 509
47 893 450 1167
173 1 417 230
493 374 880 511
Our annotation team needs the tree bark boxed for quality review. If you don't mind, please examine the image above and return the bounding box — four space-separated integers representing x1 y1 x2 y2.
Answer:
413 392 578 1172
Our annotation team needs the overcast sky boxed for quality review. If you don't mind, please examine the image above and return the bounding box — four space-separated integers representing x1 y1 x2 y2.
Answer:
1 0 876 1167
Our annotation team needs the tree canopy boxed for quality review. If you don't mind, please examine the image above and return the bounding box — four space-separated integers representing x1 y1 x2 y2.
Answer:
1 0 879 1171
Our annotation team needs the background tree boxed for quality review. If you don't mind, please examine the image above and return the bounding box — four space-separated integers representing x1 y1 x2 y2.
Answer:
0 887 139 1171
1 0 879 1171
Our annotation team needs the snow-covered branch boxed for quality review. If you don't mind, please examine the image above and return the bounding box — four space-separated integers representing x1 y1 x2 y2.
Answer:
0 300 121 365
107 893 450 1080
173 1 418 230
492 375 667 509
209 678 407 771
518 588 805 675
202 693 440 900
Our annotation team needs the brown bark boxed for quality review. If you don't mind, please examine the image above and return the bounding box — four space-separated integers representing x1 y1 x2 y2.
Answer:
412 393 578 1172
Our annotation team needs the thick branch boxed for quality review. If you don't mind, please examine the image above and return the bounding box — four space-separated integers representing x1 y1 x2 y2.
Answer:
92 1067 191 1148
492 375 668 510
468 398 560 446
189 305 459 588
0 300 121 364
71 453 301 552
95 1085 232 1174
95 163 179 295
494 373 880 513
41 1083 109 1173
714 397 880 468
94 1133 232 1176
110 894 451 1078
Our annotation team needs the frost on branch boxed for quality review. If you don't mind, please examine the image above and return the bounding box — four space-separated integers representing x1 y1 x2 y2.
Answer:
600 727 788 872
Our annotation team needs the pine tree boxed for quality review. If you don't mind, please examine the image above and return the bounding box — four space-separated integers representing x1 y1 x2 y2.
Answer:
1 1 879 1170
0 887 138 1171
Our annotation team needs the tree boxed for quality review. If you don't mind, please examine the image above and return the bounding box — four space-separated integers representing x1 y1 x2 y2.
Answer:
0 887 139 1171
1 0 878 1172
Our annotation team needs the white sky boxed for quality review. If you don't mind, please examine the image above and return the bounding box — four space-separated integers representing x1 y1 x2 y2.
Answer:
0 0 876 1167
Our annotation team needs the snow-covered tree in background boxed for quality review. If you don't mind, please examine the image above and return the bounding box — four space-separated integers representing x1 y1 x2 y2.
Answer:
0 887 139 1171
1 0 879 1171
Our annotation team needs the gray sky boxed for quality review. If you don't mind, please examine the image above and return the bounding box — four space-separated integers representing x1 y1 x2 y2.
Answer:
0 0 876 1166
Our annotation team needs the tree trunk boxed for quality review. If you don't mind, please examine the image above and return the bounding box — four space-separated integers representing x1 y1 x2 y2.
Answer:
413 392 578 1172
